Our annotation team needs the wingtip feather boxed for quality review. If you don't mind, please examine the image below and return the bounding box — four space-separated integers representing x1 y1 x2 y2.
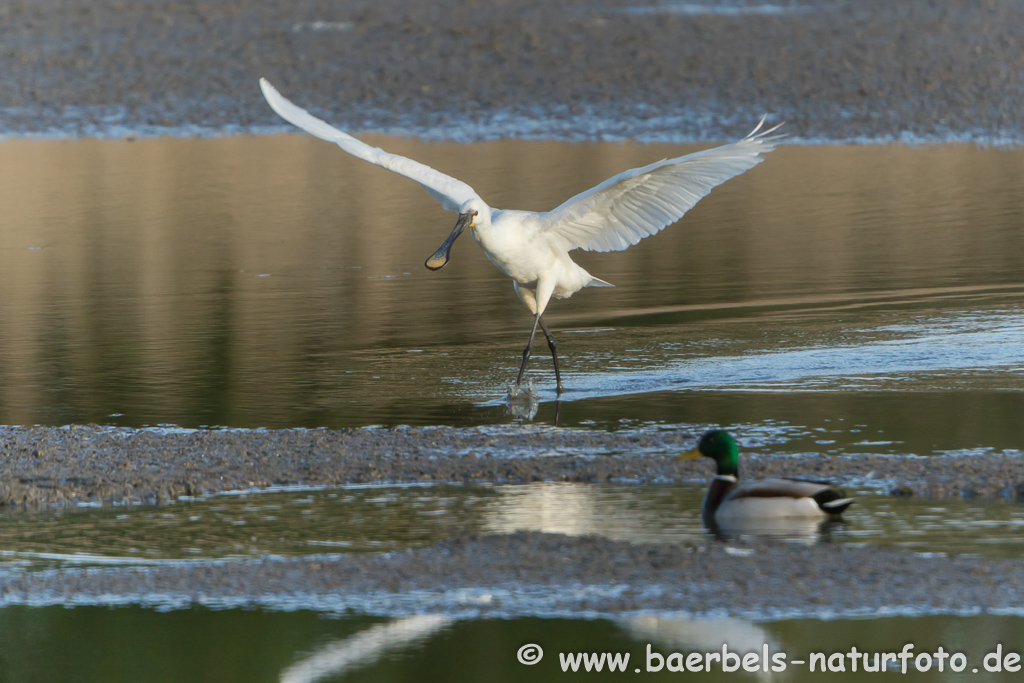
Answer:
258 77 356 147
257 78 482 214
744 116 786 143
258 77 284 112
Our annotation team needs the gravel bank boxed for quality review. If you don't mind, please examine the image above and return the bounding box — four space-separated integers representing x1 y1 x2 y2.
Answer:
3 532 1021 618
1 425 1021 507
1 0 1021 141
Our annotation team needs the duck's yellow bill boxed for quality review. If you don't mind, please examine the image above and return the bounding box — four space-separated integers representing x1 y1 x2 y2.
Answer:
675 448 701 461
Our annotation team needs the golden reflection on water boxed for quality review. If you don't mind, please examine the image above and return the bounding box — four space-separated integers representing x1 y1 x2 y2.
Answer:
5 483 1024 568
0 137 1021 426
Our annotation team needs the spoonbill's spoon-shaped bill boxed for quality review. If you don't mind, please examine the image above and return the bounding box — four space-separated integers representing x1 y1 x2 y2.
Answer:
259 78 783 393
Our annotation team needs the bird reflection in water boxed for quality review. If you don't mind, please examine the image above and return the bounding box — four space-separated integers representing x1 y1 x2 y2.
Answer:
279 615 452 683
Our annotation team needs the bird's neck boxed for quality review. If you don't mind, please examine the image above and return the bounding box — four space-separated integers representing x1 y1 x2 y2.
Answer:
715 459 738 478
467 216 498 248
702 474 738 516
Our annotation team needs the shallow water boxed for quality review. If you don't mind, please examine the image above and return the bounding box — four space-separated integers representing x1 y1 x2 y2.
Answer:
5 483 1024 570
0 137 1022 450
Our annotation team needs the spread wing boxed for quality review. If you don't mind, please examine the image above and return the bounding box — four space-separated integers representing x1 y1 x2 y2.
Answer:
539 119 783 252
259 78 481 213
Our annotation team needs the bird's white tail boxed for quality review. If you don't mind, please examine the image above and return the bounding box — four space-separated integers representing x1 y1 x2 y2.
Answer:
587 276 614 288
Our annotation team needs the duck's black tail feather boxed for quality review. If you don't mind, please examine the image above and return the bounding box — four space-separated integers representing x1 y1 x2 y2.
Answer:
811 488 855 515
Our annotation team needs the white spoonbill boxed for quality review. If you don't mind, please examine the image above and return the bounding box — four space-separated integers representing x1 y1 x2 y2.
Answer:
260 78 782 393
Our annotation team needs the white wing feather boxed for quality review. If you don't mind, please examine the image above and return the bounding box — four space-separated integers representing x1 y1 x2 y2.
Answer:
259 78 481 213
540 119 783 252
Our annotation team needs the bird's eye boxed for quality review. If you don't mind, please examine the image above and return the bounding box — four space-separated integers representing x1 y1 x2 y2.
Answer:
473 210 479 216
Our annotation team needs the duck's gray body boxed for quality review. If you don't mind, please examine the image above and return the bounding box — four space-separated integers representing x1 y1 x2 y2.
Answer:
702 474 854 522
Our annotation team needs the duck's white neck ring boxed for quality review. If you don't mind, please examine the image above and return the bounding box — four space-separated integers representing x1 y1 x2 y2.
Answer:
713 474 738 483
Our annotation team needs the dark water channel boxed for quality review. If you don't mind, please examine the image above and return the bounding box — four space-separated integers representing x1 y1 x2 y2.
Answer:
1 607 1023 682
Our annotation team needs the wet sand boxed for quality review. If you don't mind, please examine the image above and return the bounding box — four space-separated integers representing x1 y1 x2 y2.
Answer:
4 532 1023 619
2 421 1021 616
1 424 1021 507
2 0 1022 141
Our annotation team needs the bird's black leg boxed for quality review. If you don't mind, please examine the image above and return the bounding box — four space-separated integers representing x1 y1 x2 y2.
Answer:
516 314 541 389
538 316 564 393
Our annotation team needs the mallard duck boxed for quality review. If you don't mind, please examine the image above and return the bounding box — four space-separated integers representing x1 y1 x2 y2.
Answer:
676 430 854 524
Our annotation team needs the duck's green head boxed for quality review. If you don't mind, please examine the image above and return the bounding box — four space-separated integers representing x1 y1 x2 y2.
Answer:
676 430 740 476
